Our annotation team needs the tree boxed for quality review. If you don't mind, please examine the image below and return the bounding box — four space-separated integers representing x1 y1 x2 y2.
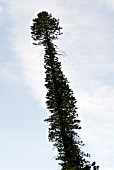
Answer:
31 11 99 170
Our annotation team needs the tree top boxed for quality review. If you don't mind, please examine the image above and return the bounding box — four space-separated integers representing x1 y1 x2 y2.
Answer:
31 11 62 46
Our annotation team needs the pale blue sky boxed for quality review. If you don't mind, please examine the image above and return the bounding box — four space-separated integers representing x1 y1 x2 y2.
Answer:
0 0 114 170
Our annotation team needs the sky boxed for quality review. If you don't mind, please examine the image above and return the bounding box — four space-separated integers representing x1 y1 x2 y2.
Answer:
0 0 114 170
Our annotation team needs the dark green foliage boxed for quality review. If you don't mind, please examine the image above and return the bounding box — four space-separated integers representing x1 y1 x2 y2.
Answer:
31 11 99 170
44 42 89 170
31 11 62 46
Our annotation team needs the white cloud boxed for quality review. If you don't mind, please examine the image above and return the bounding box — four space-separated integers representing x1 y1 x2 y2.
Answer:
0 66 19 81
105 0 114 9
77 83 114 129
77 83 114 169
0 5 4 24
100 0 114 10
0 5 4 13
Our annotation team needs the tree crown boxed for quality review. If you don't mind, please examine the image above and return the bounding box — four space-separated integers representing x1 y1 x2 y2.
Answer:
31 11 62 45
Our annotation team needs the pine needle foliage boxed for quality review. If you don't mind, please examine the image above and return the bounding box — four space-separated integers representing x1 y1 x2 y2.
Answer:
31 11 99 170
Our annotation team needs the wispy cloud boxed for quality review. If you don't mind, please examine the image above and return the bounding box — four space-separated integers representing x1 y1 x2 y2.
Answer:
77 83 114 169
0 4 4 24
0 64 21 82
103 0 114 10
0 5 3 13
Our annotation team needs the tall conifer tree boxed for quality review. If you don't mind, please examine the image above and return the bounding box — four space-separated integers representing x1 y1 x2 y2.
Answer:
31 11 99 170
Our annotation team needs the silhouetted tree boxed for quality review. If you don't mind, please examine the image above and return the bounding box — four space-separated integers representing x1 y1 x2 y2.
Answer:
31 11 99 170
